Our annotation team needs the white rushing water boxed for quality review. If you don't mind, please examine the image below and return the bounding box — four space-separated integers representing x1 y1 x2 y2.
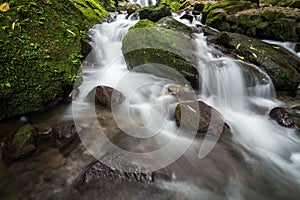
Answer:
73 10 300 198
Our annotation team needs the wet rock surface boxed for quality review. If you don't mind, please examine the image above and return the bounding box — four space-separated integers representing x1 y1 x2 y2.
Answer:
88 86 125 107
2 124 37 164
269 107 296 128
79 161 154 185
175 100 227 135
51 121 80 157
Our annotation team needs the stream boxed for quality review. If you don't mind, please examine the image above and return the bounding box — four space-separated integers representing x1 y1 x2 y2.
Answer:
1 1 300 199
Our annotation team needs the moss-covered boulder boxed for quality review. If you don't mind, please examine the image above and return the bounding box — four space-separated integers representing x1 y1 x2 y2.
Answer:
210 32 300 91
2 124 37 163
139 4 172 22
122 19 199 88
0 0 108 120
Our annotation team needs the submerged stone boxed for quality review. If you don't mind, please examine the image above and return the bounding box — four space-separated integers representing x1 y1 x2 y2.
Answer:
2 124 37 163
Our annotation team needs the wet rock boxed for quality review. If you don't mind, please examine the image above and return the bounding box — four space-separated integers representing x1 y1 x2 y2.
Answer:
79 161 154 185
180 13 194 24
122 20 199 88
269 107 296 128
88 86 125 107
167 84 197 101
210 31 300 92
139 4 171 22
2 124 37 164
175 100 227 135
51 121 80 157
126 3 141 16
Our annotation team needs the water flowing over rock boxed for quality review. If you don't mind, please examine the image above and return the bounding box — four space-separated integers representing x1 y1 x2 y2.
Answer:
209 31 300 92
2 124 37 163
269 107 296 128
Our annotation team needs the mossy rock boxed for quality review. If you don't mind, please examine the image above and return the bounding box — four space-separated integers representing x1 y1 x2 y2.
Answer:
156 0 181 12
2 124 37 163
262 18 299 42
211 32 300 92
0 0 108 120
139 4 172 22
129 19 155 30
157 16 195 35
122 25 199 88
202 0 255 31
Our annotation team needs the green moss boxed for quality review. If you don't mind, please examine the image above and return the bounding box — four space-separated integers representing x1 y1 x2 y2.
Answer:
129 19 155 30
0 0 108 120
69 0 108 22
122 27 198 87
139 4 172 22
2 124 37 162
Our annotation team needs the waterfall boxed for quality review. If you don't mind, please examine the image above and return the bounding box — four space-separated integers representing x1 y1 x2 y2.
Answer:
131 0 157 7
73 11 300 196
193 28 300 184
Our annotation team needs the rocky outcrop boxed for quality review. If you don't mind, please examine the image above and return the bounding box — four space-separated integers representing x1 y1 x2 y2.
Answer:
122 18 199 88
202 0 300 42
269 107 296 128
209 31 300 92
2 124 37 163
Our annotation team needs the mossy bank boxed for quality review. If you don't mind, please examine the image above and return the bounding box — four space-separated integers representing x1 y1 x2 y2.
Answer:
0 0 109 120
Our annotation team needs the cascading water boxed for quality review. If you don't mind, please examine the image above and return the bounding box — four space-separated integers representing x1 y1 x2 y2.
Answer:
193 30 300 184
131 0 156 7
72 10 300 199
